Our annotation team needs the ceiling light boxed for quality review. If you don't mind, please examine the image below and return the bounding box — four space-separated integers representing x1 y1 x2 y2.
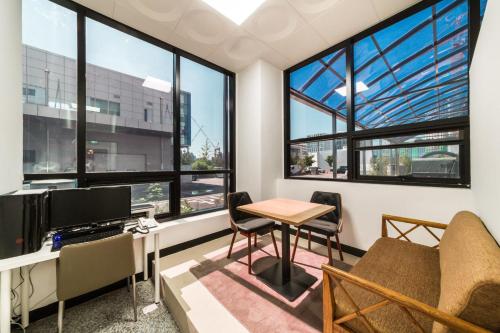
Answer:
202 0 266 25
142 76 172 93
335 82 369 97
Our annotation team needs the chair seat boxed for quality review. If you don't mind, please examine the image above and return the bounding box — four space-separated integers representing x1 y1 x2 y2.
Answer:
300 219 338 236
334 238 441 333
236 217 275 232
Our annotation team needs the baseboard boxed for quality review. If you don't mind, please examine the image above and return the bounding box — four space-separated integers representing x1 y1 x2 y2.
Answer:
276 225 367 258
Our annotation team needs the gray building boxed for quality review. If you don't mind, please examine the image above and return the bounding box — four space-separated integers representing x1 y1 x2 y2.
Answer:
22 45 190 174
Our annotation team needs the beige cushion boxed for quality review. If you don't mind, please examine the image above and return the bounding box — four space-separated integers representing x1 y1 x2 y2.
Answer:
433 211 500 333
57 233 135 301
334 237 441 333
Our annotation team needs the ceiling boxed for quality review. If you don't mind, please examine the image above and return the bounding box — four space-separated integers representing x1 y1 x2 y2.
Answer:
74 0 422 73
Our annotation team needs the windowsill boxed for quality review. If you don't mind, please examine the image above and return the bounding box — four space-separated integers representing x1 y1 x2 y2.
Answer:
158 209 228 227
284 176 470 189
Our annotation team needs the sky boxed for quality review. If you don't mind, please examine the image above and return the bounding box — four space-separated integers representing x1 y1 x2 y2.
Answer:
22 0 224 158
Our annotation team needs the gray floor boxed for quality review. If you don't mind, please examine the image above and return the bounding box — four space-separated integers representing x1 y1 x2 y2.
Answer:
25 281 180 333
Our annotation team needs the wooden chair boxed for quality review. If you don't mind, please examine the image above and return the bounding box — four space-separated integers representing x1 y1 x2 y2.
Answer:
322 211 500 333
291 191 343 265
56 233 136 333
227 192 279 274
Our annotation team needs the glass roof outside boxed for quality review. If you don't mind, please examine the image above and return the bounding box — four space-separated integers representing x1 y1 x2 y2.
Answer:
354 0 470 129
290 48 347 113
289 0 486 133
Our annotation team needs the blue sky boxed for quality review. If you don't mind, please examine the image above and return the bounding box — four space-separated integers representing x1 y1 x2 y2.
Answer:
22 0 224 158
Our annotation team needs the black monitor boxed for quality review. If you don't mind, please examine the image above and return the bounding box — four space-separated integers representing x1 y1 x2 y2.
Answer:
49 186 131 230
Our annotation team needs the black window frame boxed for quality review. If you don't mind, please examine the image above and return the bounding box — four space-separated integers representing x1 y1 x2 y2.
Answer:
22 0 236 220
284 0 481 188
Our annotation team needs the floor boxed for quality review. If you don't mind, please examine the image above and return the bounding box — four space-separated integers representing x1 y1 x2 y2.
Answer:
160 233 360 333
24 281 180 333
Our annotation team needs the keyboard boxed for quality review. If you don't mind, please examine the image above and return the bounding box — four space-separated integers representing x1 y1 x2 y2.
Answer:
52 228 123 251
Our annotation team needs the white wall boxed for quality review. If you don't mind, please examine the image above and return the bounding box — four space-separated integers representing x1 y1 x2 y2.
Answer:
470 0 500 241
236 60 282 201
0 0 23 195
276 179 475 250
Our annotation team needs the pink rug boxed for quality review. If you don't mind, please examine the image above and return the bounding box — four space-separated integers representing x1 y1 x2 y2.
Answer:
190 237 351 333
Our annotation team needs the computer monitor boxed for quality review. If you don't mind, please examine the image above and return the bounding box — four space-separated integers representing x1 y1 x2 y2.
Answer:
49 186 131 230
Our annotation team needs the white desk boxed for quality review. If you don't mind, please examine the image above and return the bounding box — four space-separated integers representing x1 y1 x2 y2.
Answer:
0 218 169 333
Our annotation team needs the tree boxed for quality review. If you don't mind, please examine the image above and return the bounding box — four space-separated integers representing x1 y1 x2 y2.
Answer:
325 155 334 167
200 139 211 161
181 149 196 166
192 159 212 171
370 156 389 176
300 155 315 169
145 183 165 202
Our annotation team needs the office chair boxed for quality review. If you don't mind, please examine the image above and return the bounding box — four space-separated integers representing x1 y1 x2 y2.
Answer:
291 191 344 265
56 233 136 332
227 192 280 274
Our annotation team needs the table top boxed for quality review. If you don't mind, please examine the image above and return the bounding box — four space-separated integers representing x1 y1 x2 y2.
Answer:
237 198 335 226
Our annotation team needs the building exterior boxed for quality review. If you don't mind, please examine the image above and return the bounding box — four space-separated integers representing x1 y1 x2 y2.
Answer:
22 44 191 174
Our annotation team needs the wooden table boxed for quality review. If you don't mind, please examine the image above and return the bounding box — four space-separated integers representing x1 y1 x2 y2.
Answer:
238 198 335 301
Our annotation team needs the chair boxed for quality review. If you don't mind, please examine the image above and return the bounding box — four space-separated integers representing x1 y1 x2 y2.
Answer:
56 233 137 333
291 191 343 265
227 192 280 274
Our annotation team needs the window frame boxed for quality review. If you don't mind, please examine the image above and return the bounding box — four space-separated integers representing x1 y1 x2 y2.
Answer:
284 0 479 188
22 0 236 220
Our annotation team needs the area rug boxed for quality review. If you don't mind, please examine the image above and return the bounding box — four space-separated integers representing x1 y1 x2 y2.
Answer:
190 236 352 333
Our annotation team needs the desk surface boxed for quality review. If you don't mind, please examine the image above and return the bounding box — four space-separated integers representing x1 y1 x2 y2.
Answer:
0 222 169 272
237 198 335 226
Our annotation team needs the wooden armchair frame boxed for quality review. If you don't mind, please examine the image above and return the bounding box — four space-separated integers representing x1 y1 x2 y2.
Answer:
322 215 492 333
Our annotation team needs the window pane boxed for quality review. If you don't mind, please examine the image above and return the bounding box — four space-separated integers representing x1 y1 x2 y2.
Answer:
290 139 347 179
357 145 460 179
22 0 77 174
131 182 170 215
356 130 462 148
181 174 225 213
180 58 225 171
289 49 347 139
85 19 174 172
354 0 469 130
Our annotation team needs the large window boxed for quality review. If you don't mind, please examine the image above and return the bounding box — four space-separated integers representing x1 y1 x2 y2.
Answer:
22 0 77 174
22 0 235 219
285 0 485 187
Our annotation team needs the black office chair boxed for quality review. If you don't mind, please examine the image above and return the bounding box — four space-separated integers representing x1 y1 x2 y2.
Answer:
226 192 279 274
291 191 344 264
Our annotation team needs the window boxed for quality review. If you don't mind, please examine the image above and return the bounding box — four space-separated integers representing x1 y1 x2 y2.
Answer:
180 57 225 171
22 0 235 219
86 18 174 173
285 0 479 187
22 0 77 174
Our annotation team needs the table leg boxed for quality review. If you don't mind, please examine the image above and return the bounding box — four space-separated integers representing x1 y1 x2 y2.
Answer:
256 223 318 301
281 223 291 283
21 266 29 328
154 233 160 304
142 238 148 281
1 270 12 333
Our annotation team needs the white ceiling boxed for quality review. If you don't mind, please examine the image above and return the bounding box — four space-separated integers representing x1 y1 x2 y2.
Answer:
75 0 422 72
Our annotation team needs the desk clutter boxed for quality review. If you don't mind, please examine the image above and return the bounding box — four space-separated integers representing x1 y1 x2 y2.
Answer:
0 186 150 259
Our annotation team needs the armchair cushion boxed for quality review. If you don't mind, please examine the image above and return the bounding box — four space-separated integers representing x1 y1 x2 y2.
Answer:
434 211 500 333
334 237 441 333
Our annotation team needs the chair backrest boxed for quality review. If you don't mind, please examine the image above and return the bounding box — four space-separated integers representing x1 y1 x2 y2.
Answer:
310 191 342 228
227 192 256 225
433 211 500 333
56 232 135 301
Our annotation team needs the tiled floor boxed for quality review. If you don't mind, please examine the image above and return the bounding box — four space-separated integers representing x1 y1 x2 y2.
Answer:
160 233 360 333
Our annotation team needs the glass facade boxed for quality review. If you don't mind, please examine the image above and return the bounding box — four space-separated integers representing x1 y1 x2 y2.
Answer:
22 0 235 218
285 0 481 186
22 0 77 174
